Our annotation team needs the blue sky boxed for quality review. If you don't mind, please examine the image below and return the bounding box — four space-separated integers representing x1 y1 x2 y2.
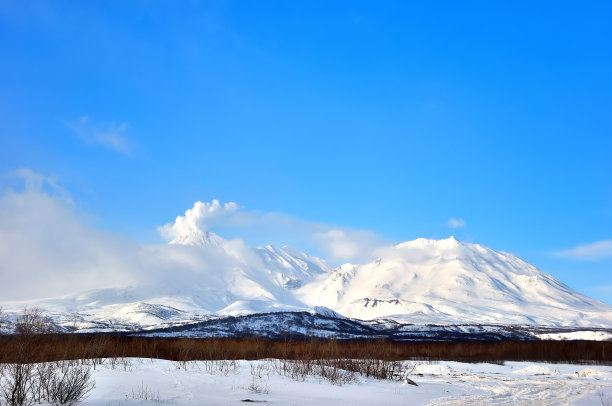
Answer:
1 1 611 303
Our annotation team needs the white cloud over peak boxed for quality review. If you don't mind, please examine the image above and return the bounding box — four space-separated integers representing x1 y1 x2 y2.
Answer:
158 200 240 244
448 217 466 229
554 240 612 260
158 200 386 263
68 116 132 154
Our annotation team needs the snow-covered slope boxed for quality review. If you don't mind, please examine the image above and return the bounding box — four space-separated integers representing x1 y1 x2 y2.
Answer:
297 237 612 327
171 230 332 291
254 245 333 289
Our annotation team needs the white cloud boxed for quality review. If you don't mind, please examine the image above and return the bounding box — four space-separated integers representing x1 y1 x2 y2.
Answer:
0 172 260 301
0 171 139 300
68 116 132 154
313 228 384 262
314 229 359 259
158 200 241 244
448 217 466 229
554 240 612 261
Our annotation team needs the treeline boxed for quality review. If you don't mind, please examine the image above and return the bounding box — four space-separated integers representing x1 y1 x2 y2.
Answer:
1 334 610 365
0 307 610 366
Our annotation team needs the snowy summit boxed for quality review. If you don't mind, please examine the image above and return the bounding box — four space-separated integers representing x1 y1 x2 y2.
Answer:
298 237 612 326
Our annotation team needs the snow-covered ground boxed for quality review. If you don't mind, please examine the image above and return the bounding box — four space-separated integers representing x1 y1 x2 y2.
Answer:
81 359 612 405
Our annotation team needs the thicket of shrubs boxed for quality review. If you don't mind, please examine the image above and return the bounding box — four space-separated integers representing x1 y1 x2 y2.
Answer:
3 333 607 365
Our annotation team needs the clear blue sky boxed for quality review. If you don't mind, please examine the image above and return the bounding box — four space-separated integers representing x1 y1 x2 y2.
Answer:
1 1 611 303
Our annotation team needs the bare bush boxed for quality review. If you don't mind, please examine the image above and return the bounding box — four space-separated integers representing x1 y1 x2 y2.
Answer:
172 359 192 371
314 360 357 385
0 362 38 406
197 359 239 376
0 308 94 406
37 361 95 405
107 356 132 372
271 358 357 385
0 308 51 405
269 357 417 386
248 363 270 394
14 308 55 337
126 382 169 404
84 335 111 370
337 358 411 381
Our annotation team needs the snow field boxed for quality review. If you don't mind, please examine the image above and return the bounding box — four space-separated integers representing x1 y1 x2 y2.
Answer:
82 359 612 405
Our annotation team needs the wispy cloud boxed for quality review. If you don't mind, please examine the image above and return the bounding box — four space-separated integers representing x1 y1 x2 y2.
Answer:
313 228 382 261
590 284 612 294
9 168 71 201
448 217 466 229
553 240 612 260
68 116 132 154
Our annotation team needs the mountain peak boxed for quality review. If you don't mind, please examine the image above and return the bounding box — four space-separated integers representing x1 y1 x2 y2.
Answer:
169 229 225 247
298 236 612 326
396 236 461 250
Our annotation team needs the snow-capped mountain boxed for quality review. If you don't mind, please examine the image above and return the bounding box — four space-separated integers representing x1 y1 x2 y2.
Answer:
2 235 611 333
254 244 332 289
171 229 332 291
297 237 612 326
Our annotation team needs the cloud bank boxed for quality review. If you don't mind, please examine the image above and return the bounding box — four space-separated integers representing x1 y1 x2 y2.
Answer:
0 170 387 301
0 171 280 302
0 170 139 300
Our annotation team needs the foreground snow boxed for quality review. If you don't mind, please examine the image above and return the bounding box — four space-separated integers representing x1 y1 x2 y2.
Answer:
82 359 612 405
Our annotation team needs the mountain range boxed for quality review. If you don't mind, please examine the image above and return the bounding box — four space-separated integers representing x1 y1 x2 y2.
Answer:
2 232 611 337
